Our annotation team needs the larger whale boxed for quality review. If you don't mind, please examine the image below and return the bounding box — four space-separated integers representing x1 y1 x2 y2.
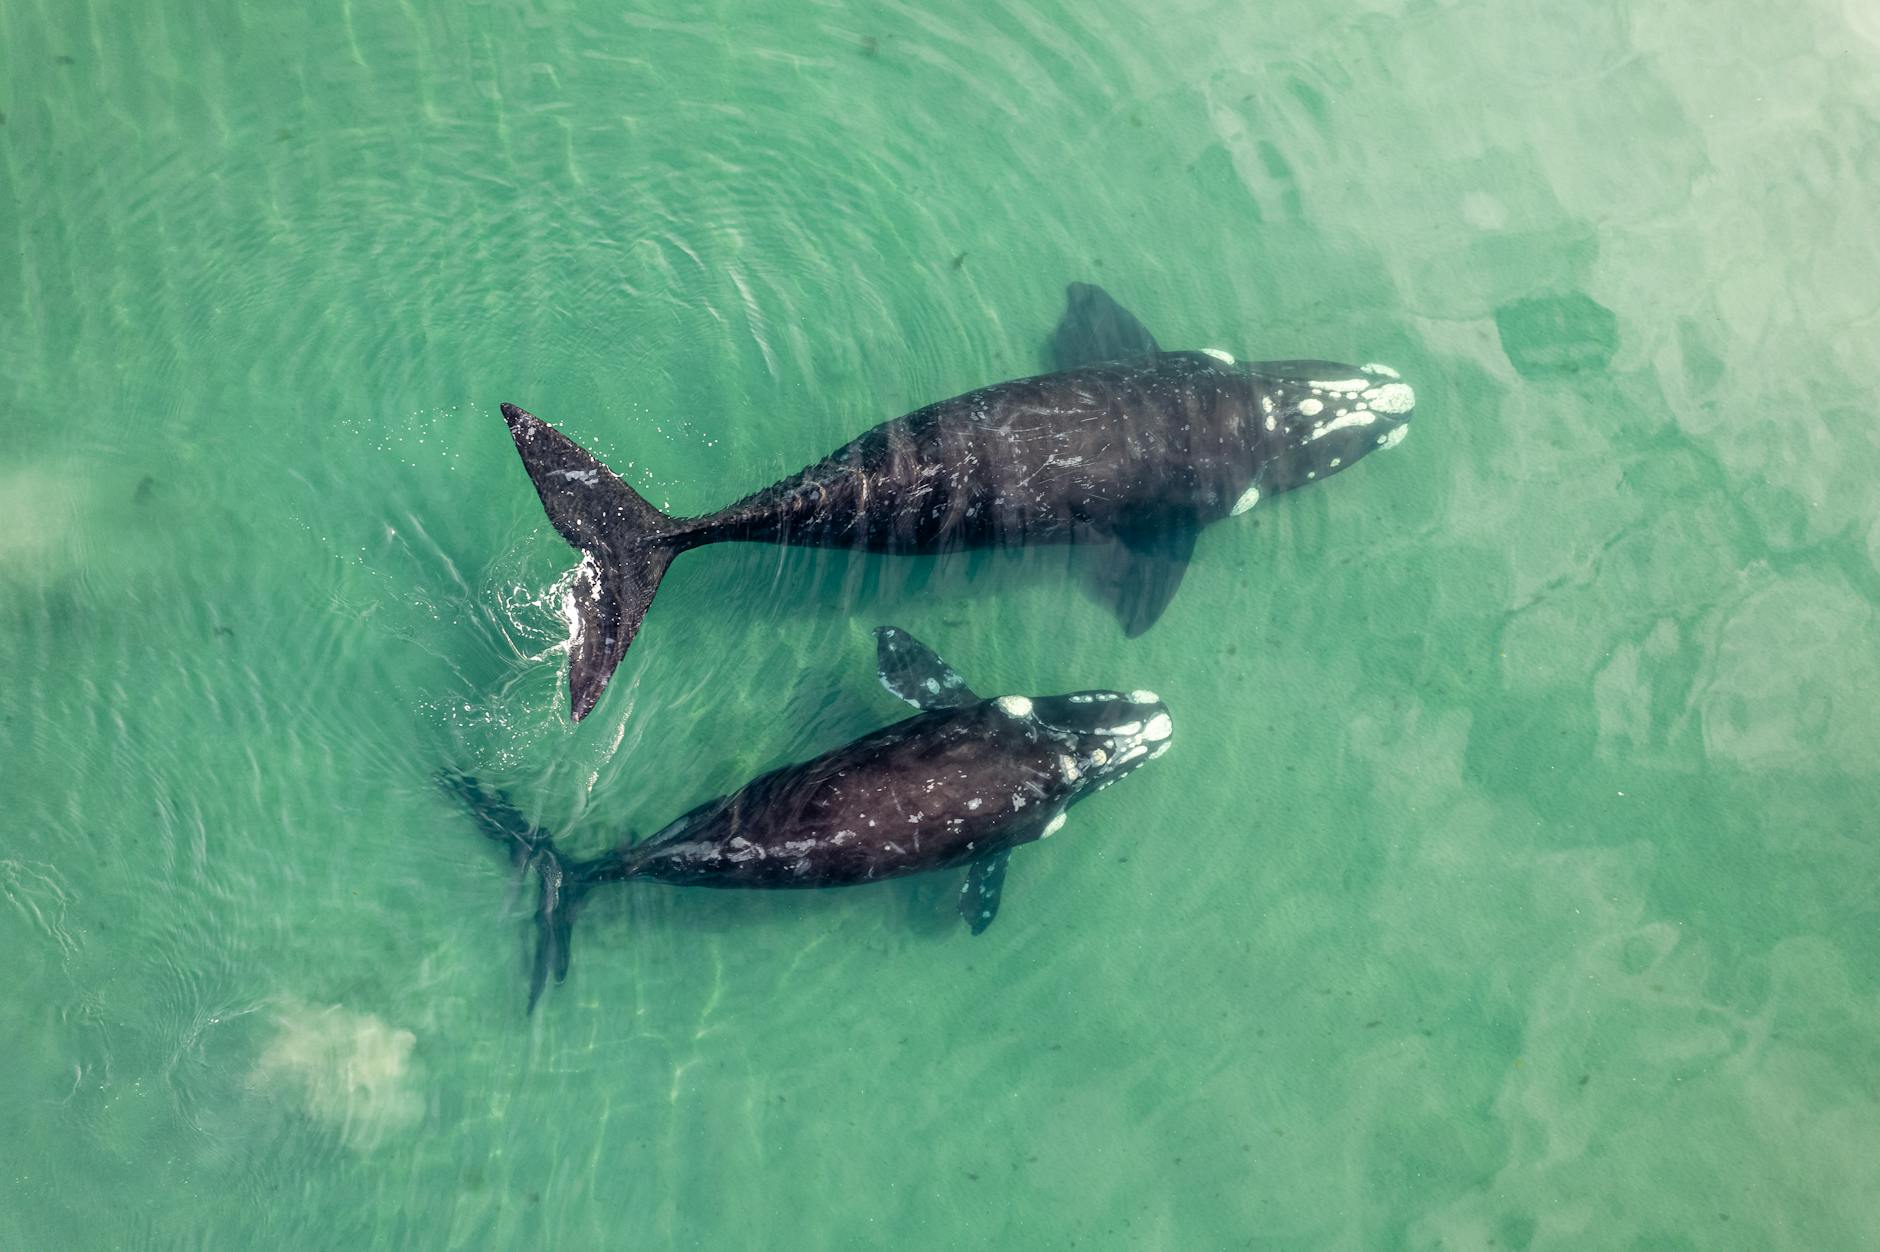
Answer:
442 627 1172 1009
502 283 1414 720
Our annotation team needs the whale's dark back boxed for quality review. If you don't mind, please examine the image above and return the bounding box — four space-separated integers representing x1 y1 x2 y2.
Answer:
687 352 1266 554
607 705 1065 889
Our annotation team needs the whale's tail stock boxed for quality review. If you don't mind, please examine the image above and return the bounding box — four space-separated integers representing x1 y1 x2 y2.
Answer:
437 770 594 1013
500 403 682 722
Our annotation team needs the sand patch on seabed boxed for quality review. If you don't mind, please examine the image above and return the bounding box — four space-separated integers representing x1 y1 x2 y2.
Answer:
247 1000 423 1150
0 468 86 566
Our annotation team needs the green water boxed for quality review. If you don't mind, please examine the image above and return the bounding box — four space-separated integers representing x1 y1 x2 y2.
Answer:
4 0 1878 1246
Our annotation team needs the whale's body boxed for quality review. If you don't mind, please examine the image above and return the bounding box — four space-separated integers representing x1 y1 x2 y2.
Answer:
444 628 1173 1009
501 284 1414 720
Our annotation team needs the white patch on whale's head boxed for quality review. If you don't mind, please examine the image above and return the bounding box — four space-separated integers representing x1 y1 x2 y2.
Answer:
1230 484 1261 515
1243 359 1415 494
995 695 1033 719
1200 347 1236 364
1040 811 1068 838
1019 689 1175 802
1365 382 1415 415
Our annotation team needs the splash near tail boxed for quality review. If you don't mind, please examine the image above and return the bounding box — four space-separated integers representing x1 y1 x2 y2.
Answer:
500 403 681 722
438 770 596 1013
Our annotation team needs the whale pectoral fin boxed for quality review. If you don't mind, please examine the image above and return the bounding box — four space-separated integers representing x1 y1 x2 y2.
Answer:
1050 282 1162 369
959 848 1013 935
874 625 979 709
1092 525 1197 637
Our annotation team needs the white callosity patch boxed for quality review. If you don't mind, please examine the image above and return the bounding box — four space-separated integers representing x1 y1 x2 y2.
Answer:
1309 410 1376 440
1381 425 1410 449
1201 348 1236 363
1303 379 1414 443
248 1001 422 1151
995 695 1033 718
1307 377 1370 392
1141 712 1173 742
1040 812 1067 838
1129 690 1160 705
1297 397 1324 417
1111 743 1150 768
1231 484 1262 515
1365 382 1416 414
1362 362 1401 379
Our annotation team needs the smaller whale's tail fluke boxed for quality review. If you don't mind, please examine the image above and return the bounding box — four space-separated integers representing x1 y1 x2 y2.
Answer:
438 770 598 1013
523 838 587 1014
501 403 683 722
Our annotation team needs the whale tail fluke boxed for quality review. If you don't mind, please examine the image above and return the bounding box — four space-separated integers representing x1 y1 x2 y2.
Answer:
523 837 588 1014
438 770 596 1013
500 403 682 722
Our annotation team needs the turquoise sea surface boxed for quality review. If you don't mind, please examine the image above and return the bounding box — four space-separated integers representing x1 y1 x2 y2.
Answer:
4 0 1878 1247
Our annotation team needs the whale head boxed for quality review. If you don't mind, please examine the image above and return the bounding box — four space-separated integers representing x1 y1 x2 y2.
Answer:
1242 359 1414 497
996 688 1173 797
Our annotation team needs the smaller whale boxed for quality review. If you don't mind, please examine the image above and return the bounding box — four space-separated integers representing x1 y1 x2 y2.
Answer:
500 282 1414 721
442 627 1173 1010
